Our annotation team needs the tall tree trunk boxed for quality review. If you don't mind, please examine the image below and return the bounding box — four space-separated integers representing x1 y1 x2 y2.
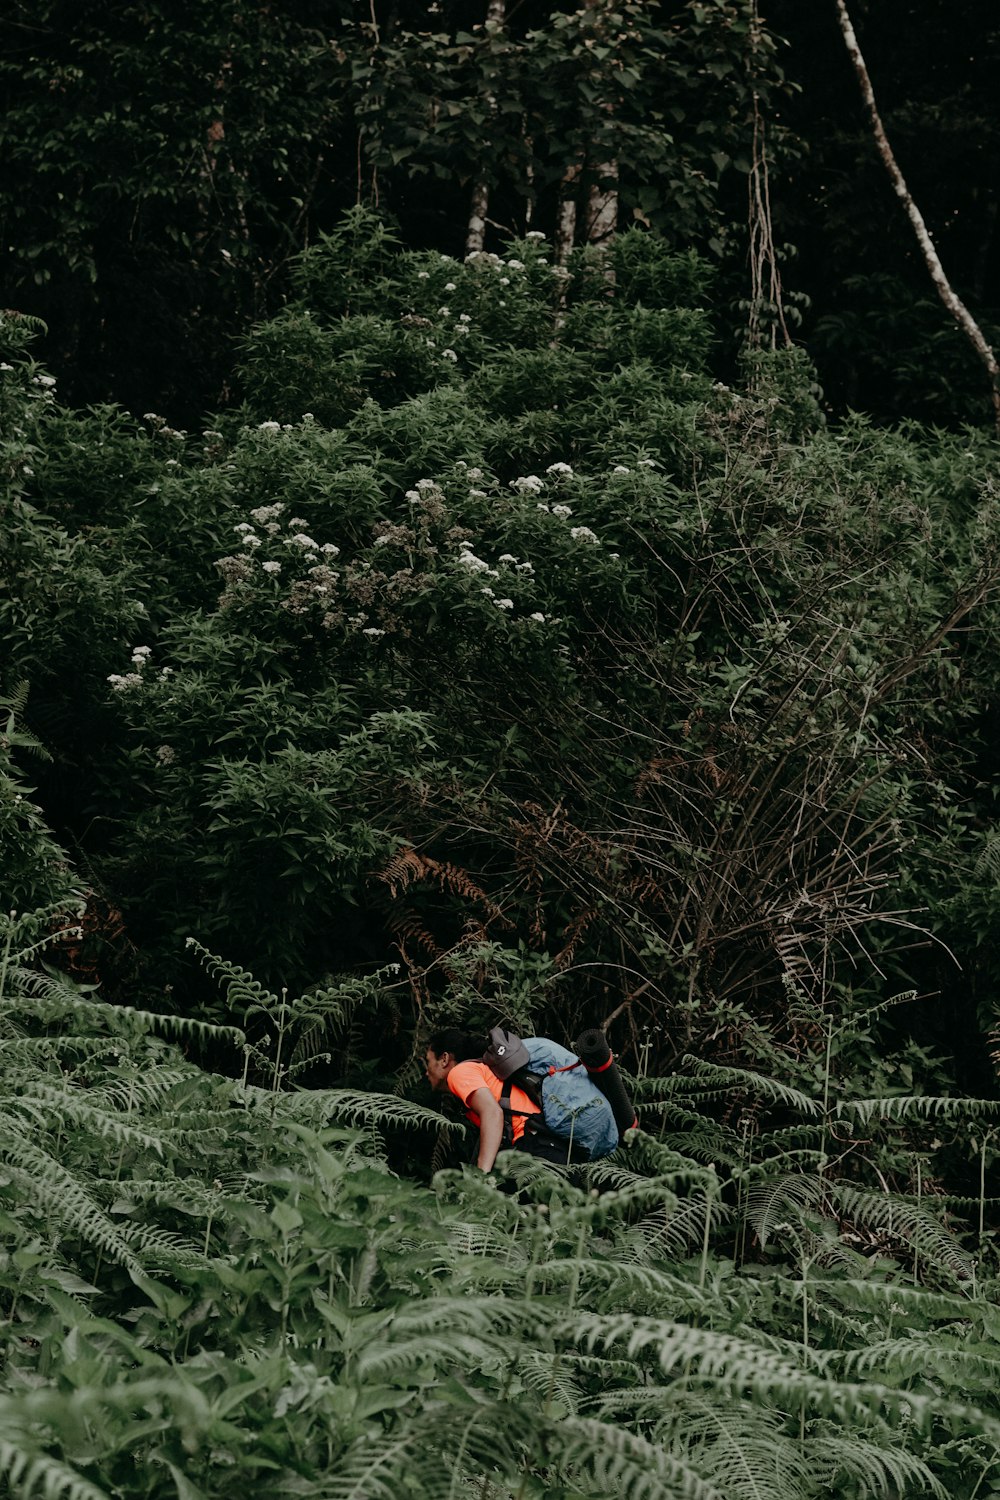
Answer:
582 0 617 254
585 158 618 250
554 161 582 267
465 0 506 256
835 0 1000 431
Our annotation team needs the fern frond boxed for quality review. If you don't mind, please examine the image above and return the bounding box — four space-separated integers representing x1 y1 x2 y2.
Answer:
241 1086 457 1134
837 1333 1000 1385
549 1414 729 1500
624 1131 727 1183
0 1434 109 1500
322 1433 422 1500
800 1277 976 1321
356 1330 505 1382
118 1220 207 1272
518 1349 584 1417
831 1185 975 1281
674 1057 822 1117
973 833 1000 881
587 1314 997 1439
0 680 31 721
838 1093 1000 1124
537 1257 717 1316
0 1036 121 1067
651 1395 813 1500
807 1435 948 1500
0 1136 141 1273
92 1067 209 1112
445 1219 523 1261
633 1197 731 1262
10 983 245 1050
104 1178 255 1222
10 1081 170 1156
745 1172 826 1247
184 937 280 1018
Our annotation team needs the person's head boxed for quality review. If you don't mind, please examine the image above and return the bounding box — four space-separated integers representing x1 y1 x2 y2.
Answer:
424 1028 482 1091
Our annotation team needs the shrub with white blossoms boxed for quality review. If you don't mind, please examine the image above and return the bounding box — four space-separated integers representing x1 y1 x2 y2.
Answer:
109 644 153 692
457 548 498 578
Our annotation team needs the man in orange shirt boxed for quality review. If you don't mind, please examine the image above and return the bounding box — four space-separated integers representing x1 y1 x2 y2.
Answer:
425 1028 545 1171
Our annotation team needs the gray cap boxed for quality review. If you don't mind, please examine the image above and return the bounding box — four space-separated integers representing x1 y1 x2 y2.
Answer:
483 1026 530 1080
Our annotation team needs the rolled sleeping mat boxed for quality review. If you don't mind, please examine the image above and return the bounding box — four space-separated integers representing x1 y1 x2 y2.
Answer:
574 1027 638 1138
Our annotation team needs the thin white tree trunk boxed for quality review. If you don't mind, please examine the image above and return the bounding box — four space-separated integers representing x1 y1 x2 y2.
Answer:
554 161 582 266
465 0 506 256
835 0 1000 430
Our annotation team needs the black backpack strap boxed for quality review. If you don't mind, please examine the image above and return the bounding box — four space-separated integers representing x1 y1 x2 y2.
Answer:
499 1078 516 1148
498 1077 565 1154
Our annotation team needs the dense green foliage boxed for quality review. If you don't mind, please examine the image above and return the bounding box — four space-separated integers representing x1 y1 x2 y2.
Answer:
3 912 1000 1498
4 79 1000 1488
4 219 1000 1058
1 0 789 419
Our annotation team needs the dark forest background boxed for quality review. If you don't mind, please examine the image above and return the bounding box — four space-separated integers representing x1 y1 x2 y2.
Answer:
3 0 998 428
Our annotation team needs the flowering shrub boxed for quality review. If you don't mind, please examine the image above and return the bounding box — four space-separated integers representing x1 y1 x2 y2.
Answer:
5 217 1000 1083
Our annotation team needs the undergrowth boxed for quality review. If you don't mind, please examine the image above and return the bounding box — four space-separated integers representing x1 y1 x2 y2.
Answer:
0 913 999 1498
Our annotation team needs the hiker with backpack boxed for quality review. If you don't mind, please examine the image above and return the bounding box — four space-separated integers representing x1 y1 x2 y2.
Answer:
425 1025 636 1171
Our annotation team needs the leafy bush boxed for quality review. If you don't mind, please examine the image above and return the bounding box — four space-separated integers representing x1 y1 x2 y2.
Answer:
5 221 1000 1086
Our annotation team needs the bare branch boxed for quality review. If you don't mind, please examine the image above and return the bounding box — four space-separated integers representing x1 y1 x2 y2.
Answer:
834 0 1000 431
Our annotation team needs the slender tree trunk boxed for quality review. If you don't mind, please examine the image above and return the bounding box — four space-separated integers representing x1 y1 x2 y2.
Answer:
835 0 1000 431
554 161 582 266
465 0 506 256
582 0 617 254
585 159 618 250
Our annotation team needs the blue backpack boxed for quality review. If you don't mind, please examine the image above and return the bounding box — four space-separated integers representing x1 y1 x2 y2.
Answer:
484 1032 620 1161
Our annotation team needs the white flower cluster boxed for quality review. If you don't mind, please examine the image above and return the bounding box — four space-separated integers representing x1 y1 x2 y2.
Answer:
32 374 57 389
511 475 544 494
458 548 499 578
546 462 573 477
109 645 173 692
570 526 599 544
250 503 285 526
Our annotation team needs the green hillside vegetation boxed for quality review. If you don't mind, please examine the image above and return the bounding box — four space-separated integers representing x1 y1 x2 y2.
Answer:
5 214 1000 1495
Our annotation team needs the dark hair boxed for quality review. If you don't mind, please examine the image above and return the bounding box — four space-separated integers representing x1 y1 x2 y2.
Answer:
426 1028 482 1061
